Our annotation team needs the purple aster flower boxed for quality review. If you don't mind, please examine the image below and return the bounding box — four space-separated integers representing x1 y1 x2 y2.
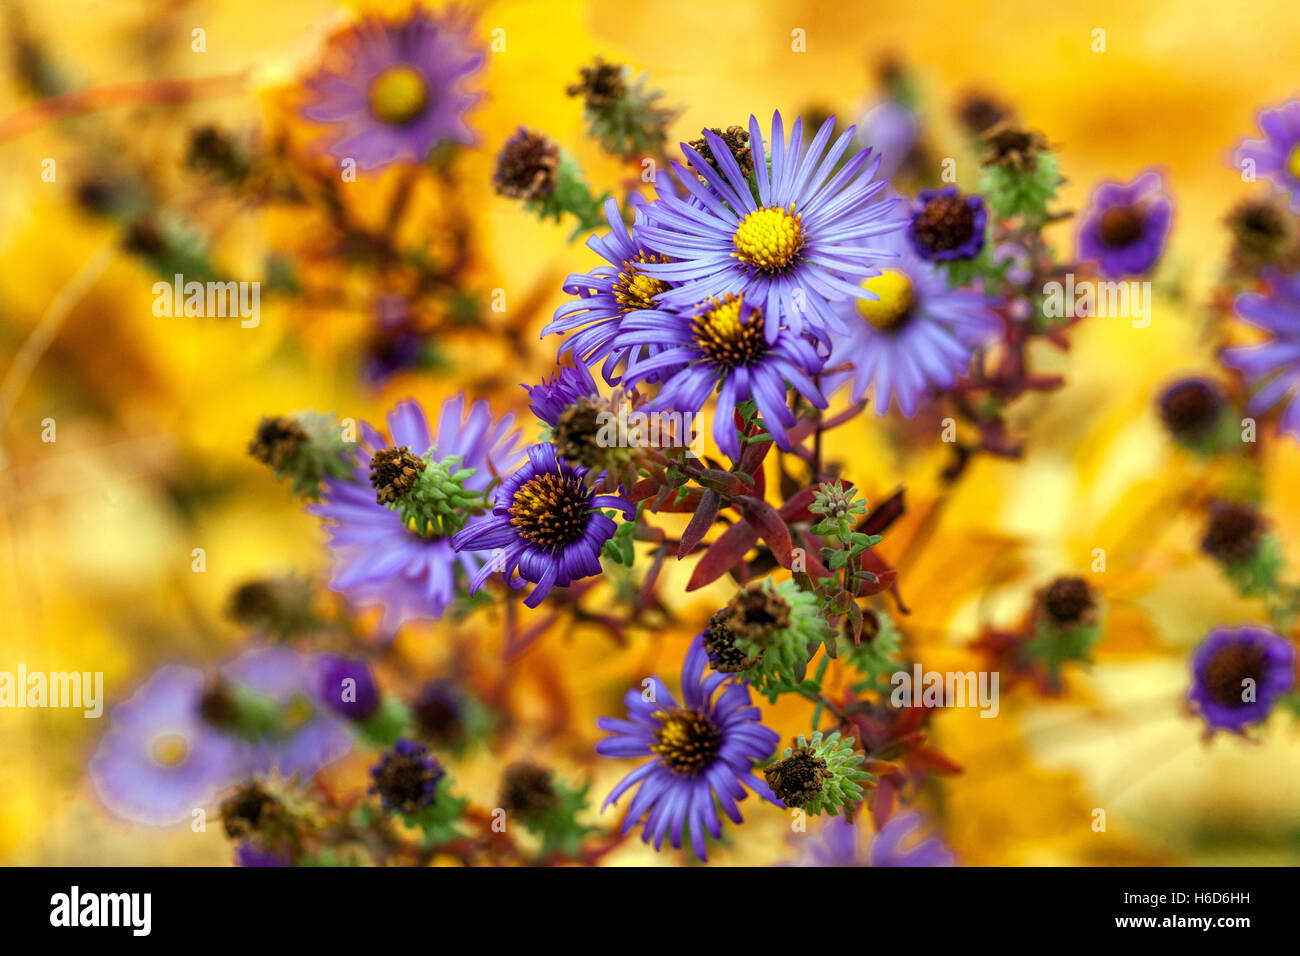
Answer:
300 8 483 170
310 395 521 633
235 843 292 867
222 645 353 779
451 443 632 607
596 635 780 861
1234 99 1300 212
542 197 681 385
524 363 600 429
1076 170 1173 278
318 654 380 722
857 100 918 180
868 811 957 867
824 226 999 416
906 187 987 262
1188 626 1296 733
635 112 904 346
787 812 956 866
369 738 445 814
613 293 826 460
89 665 251 826
1220 271 1300 438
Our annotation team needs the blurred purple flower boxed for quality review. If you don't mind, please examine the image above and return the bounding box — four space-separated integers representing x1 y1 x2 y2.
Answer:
1076 170 1172 278
1233 99 1300 212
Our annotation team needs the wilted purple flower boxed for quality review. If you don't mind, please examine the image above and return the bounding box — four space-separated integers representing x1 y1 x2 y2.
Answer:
1188 626 1295 733
596 635 780 861
300 8 483 170
1233 99 1300 212
370 738 445 814
906 187 987 262
1220 270 1300 438
1076 170 1173 278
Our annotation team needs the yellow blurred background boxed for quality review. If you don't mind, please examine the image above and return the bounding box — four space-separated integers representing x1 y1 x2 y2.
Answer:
2 0 1299 865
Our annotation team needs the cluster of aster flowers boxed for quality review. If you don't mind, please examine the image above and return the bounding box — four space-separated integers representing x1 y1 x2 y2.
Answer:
81 3 1300 867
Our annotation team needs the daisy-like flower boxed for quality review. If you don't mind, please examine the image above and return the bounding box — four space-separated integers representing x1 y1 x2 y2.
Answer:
1234 99 1300 212
824 227 998 416
310 395 520 633
542 197 679 385
635 112 903 345
89 666 251 825
222 646 354 779
300 8 483 171
906 187 987 262
1188 626 1295 733
596 635 780 860
524 363 601 432
451 443 633 607
1220 271 1300 438
787 812 956 867
613 293 826 459
1075 170 1173 278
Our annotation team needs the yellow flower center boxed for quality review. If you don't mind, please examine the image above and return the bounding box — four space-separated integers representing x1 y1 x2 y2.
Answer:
733 206 804 271
613 254 671 313
150 733 190 767
857 269 915 331
1288 144 1300 180
651 709 721 776
368 65 429 125
691 294 768 368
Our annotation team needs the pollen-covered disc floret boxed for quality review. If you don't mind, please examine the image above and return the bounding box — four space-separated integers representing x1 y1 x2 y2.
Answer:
690 294 770 368
596 635 780 860
733 206 805 271
452 443 633 608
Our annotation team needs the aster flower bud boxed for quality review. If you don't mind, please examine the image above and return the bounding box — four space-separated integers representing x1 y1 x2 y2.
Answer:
219 780 286 842
708 579 833 702
493 128 609 235
225 575 319 640
1201 501 1282 595
1225 199 1293 272
567 57 676 161
493 127 560 201
371 446 488 538
186 125 251 184
956 90 1011 138
249 411 354 500
1027 576 1102 682
764 731 871 815
686 125 753 180
978 122 1060 225
1158 377 1230 453
369 739 446 816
